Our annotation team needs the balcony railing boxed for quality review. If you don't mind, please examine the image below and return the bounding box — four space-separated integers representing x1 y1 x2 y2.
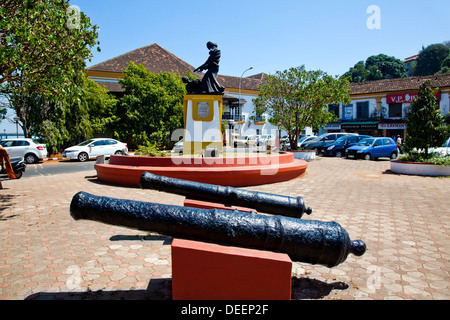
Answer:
253 115 267 123
222 114 245 122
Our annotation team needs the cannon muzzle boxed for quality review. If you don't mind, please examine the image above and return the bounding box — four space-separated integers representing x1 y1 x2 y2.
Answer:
139 172 312 218
70 192 366 267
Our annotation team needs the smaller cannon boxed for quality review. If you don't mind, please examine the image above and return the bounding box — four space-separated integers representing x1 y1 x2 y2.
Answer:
70 192 366 267
139 172 312 219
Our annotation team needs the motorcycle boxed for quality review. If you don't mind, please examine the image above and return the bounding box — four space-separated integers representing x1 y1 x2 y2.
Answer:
0 156 27 179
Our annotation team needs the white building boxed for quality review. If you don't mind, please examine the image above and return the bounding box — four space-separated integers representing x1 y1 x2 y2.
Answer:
321 74 450 140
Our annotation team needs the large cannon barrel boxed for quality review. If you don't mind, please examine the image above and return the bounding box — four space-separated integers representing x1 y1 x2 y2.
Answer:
139 172 312 219
70 192 366 267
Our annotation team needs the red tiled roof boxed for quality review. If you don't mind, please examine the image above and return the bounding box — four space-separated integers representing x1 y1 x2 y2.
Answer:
349 73 450 95
87 43 195 75
88 43 264 92
95 81 125 93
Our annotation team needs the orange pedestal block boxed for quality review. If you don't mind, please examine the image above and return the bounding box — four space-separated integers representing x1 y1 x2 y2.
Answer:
171 238 292 300
183 198 257 213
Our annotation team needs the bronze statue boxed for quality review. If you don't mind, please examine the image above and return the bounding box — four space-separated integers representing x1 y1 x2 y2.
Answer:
193 41 225 94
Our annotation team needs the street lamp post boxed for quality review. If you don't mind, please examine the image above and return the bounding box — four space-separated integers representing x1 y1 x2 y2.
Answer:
238 67 253 136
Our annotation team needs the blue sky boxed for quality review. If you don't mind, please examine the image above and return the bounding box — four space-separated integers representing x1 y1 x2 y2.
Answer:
72 0 450 77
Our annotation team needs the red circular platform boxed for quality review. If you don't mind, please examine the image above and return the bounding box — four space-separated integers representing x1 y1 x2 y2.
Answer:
95 153 308 187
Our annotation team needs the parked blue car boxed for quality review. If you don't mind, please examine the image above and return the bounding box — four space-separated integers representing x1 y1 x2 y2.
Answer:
323 135 371 158
345 137 398 160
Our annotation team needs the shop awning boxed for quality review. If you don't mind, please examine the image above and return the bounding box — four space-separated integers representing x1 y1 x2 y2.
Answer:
341 121 379 130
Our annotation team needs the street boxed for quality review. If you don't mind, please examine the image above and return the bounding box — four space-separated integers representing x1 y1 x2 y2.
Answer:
21 160 97 178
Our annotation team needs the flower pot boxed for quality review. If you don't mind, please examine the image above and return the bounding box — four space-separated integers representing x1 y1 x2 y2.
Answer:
390 160 450 177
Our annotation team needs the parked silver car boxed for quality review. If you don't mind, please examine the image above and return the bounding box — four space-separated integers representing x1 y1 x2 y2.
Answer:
0 138 48 164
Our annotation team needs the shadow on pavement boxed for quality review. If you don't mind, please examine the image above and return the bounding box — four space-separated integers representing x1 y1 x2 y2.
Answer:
0 194 18 221
291 277 349 299
109 234 173 245
24 278 173 300
24 276 348 300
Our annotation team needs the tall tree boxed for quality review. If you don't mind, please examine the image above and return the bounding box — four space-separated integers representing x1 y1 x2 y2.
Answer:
435 54 450 75
342 54 406 82
365 54 407 79
413 44 450 76
341 61 367 83
0 0 100 139
0 0 99 94
404 81 449 158
113 62 186 149
254 66 351 150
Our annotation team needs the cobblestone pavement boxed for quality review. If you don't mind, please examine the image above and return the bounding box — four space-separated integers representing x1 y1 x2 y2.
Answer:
0 157 449 300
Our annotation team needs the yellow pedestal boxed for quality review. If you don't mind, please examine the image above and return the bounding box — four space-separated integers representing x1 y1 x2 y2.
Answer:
183 94 223 156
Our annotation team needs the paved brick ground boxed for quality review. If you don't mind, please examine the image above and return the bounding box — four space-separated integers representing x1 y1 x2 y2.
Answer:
0 157 449 300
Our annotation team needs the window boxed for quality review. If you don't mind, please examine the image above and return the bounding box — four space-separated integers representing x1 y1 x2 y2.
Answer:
323 134 336 141
374 139 382 147
348 136 358 144
383 138 393 145
1 141 13 147
356 101 369 119
342 104 353 120
389 103 402 117
328 104 339 118
92 140 105 146
234 106 241 121
14 140 30 147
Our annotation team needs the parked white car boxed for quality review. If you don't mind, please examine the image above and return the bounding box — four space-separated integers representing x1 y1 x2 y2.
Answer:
261 134 276 146
233 135 258 148
62 138 128 162
429 137 450 157
0 138 48 164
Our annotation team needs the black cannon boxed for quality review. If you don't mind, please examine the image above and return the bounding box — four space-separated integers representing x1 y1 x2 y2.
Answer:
70 192 366 267
139 172 312 219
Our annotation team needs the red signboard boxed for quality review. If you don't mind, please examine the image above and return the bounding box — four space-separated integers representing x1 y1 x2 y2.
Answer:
387 91 441 103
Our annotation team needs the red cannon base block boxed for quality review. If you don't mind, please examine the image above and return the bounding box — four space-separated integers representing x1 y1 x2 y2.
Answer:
171 238 292 300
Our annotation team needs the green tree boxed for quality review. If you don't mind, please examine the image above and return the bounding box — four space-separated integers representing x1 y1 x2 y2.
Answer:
365 65 383 81
413 44 450 76
1 0 100 142
341 61 367 83
342 54 406 82
0 0 99 95
435 54 450 75
404 81 449 158
113 62 186 149
254 66 351 150
365 54 407 79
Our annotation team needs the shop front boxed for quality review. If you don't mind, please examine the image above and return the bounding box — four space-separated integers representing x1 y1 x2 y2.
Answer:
378 122 406 141
340 121 379 136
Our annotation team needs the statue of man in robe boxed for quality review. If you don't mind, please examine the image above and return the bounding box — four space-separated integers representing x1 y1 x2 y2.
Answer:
193 41 225 94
